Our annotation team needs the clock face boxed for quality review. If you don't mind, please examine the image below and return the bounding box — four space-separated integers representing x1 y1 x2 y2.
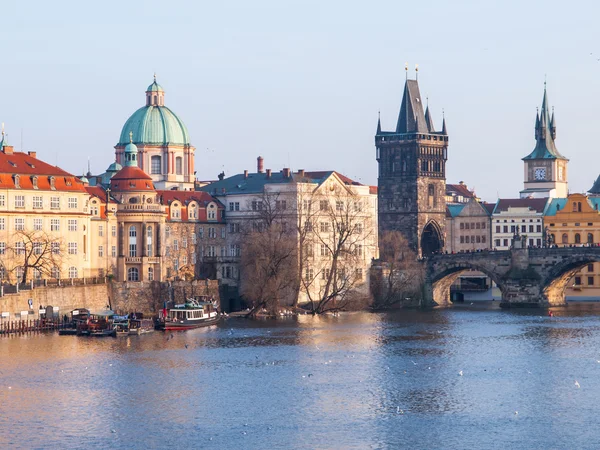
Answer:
534 167 546 180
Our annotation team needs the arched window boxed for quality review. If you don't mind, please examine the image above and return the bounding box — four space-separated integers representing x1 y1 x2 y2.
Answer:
147 226 153 257
562 233 568 244
175 157 183 175
127 267 139 281
575 233 581 244
151 156 161 174
588 233 594 244
148 267 154 281
573 202 577 212
68 266 78 278
129 225 137 257
578 202 582 212
51 266 60 279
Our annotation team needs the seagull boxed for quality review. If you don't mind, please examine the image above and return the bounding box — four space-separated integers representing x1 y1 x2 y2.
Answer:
526 370 532 374
411 361 417 366
514 411 518 416
396 407 404 414
459 371 463 376
307 373 313 377
184 344 189 349
575 380 581 388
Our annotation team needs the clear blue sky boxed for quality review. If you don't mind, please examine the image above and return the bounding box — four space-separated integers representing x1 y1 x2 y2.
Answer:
1 0 599 201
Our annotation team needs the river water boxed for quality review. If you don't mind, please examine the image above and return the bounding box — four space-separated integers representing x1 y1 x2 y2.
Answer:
1 302 600 449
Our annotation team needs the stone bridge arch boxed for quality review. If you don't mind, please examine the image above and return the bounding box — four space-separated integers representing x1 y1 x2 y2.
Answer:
426 254 509 306
541 253 600 305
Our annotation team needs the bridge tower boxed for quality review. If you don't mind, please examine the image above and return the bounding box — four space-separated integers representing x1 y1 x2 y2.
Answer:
375 72 448 256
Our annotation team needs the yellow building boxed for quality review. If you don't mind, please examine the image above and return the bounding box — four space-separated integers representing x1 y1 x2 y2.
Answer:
545 193 600 298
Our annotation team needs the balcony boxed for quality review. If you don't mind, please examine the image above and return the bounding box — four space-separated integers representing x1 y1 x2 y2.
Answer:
125 257 142 263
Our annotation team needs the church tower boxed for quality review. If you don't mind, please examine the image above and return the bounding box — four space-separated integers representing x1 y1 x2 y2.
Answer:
520 84 568 198
376 72 448 256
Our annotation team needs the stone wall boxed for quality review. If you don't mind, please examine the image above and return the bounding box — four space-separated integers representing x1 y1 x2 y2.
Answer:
0 280 221 318
0 284 109 319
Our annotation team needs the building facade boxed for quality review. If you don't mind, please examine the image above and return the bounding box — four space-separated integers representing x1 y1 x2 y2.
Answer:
491 198 549 250
445 198 491 253
376 76 448 256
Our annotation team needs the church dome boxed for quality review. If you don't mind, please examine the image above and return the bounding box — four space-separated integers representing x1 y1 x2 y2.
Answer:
117 77 190 146
110 166 155 192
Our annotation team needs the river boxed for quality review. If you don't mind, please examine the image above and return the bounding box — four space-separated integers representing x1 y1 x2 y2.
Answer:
1 302 600 449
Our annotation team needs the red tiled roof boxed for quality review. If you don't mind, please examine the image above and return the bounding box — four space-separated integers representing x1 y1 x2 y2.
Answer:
483 202 496 214
369 186 378 195
304 171 363 186
157 190 224 207
446 183 475 198
110 166 155 192
0 150 86 192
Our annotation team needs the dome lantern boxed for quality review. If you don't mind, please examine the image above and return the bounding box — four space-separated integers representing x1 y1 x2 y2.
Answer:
146 73 165 106
124 131 139 167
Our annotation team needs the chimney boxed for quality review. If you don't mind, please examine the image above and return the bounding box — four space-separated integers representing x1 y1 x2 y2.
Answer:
257 156 264 173
28 151 37 158
266 169 272 178
459 180 464 185
283 167 290 178
3 145 13 155
244 169 249 178
298 169 305 177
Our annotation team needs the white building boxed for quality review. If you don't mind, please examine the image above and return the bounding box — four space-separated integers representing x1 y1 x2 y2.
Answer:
491 198 549 250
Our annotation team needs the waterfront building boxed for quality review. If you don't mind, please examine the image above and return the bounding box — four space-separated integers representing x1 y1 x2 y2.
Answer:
114 76 195 191
85 183 118 277
520 85 568 199
445 198 491 253
544 193 600 298
199 159 378 305
0 134 94 282
446 182 478 205
376 74 448 256
490 198 548 250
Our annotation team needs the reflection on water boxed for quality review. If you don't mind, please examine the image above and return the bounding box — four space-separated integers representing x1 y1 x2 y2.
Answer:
2 303 600 449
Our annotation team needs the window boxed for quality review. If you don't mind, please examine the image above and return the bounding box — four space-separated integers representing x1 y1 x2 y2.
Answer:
68 197 78 209
51 266 60 279
34 218 43 231
68 242 78 255
0 242 5 255
229 202 235 211
208 209 216 219
182 237 188 248
354 201 363 212
460 236 464 244
171 208 180 219
50 197 60 210
276 200 287 210
536 225 542 233
521 225 527 233
575 233 581 244
562 233 568 244
98 246 104 257
305 267 314 282
174 239 179 251
503 239 509 247
320 200 328 211
0 218 4 231
575 276 582 286
198 227 204 239
460 223 465 230
588 233 594 244
495 239 500 247
68 220 78 232
335 201 343 211
129 225 137 257
182 255 187 265
320 222 330 233
355 268 363 281
503 226 508 233
482 222 486 229
15 218 25 231
495 226 500 233
465 223 470 230
208 227 216 238
90 203 99 216
355 223 363 234
14 195 25 208
33 196 43 209
15 242 25 255
536 238 541 247
112 226 117 237
321 268 331 280
51 242 60 254
0 194 4 207
175 156 184 175
147 226 153 257
206 245 216 257
51 219 60 232
589 277 595 286
588 264 594 272
127 267 139 282
151 156 161 174
476 223 481 230
148 267 154 281
482 236 486 243
99 225 104 237
112 246 116 257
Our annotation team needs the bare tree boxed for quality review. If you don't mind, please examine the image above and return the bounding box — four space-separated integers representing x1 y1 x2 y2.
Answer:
371 231 424 310
301 185 375 314
164 224 198 281
240 189 299 317
5 230 65 284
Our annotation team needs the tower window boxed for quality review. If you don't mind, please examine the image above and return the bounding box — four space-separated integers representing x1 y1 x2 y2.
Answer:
151 156 161 174
176 157 183 175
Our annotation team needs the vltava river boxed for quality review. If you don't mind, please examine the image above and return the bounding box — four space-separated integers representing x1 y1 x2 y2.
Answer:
2 303 600 449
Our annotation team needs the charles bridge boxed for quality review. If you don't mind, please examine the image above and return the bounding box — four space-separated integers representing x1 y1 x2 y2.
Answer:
424 246 600 307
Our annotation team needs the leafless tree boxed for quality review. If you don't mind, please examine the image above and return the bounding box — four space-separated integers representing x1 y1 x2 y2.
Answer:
371 231 424 310
240 189 299 317
5 230 65 284
164 224 197 281
301 185 375 314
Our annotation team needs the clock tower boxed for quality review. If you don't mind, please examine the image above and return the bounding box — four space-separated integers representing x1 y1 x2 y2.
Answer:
520 84 568 198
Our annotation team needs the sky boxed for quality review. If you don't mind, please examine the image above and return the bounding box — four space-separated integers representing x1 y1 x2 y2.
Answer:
1 0 599 201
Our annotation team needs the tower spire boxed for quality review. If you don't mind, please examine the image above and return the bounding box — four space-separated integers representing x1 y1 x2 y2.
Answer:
376 111 381 134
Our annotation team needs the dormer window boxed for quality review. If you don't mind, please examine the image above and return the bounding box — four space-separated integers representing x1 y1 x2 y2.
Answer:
49 176 56 190
32 176 38 189
14 174 20 188
65 178 72 186
8 161 16 167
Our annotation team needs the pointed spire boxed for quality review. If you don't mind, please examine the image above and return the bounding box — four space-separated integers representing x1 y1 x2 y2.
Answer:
441 111 447 135
550 106 556 140
424 104 435 132
0 123 7 148
376 111 381 134
396 78 428 134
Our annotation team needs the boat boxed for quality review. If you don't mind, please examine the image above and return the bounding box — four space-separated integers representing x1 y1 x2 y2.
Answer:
113 315 131 336
157 298 220 331
77 310 116 337
59 308 91 335
129 318 155 335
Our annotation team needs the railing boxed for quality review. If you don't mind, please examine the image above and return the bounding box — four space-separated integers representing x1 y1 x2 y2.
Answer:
119 204 164 212
1 277 108 297
125 257 142 263
0 317 70 336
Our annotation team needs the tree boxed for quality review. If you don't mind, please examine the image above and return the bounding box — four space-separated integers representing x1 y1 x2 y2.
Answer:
164 223 197 281
5 230 65 284
240 189 299 317
301 184 376 314
371 231 424 310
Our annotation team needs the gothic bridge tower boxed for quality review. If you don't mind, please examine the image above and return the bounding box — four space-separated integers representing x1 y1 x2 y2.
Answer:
376 73 448 256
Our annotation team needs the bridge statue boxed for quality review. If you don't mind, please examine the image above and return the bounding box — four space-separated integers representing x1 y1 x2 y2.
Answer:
424 246 599 307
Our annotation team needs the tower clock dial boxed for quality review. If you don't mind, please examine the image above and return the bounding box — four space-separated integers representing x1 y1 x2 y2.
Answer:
534 167 546 180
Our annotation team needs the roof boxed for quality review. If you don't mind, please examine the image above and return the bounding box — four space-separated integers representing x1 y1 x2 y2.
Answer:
0 150 87 192
118 105 190 146
110 166 155 192
369 186 378 195
545 196 600 217
522 86 566 161
483 202 496 215
446 183 475 199
198 170 363 196
493 198 549 214
157 190 224 207
447 204 465 217
588 175 600 194
396 79 428 134
146 80 164 92
85 185 117 203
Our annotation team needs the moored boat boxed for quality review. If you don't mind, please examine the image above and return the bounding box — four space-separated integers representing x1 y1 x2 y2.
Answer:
129 318 155 335
78 310 116 337
59 308 91 335
157 298 220 331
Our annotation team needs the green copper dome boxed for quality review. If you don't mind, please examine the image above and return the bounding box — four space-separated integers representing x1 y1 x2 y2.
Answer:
146 80 164 92
118 105 190 146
